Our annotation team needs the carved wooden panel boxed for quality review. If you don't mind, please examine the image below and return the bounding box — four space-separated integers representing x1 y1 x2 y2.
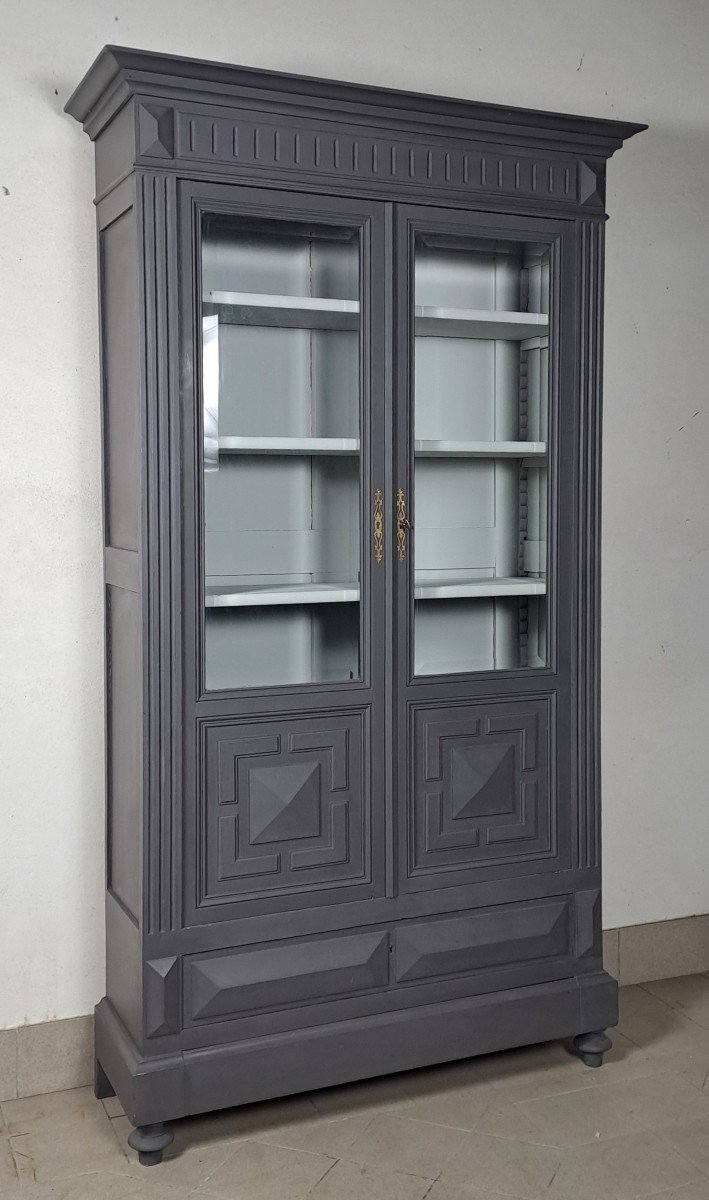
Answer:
395 897 570 983
185 931 389 1024
199 712 370 907
407 697 555 884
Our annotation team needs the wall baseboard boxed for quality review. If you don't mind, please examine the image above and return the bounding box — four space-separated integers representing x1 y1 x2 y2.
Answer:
603 912 709 987
2 914 708 1103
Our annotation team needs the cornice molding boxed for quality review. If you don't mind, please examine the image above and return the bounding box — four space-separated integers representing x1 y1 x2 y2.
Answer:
66 45 646 157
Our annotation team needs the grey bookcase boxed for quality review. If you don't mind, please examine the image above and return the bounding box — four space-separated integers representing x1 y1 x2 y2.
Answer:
66 47 645 1164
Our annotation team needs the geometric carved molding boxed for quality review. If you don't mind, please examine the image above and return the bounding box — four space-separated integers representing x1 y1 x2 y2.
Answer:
145 956 180 1037
172 109 589 208
575 887 602 959
578 159 605 207
409 698 555 882
451 743 515 820
249 762 322 844
138 103 175 158
186 931 389 1023
200 713 368 907
395 898 571 983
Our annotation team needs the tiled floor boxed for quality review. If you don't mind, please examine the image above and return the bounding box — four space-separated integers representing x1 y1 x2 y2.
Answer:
4 977 709 1198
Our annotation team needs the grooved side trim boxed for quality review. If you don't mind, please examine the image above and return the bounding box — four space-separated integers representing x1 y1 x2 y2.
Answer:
576 219 604 871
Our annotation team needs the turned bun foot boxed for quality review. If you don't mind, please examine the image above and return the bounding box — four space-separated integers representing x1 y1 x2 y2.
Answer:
127 1123 174 1166
573 1029 613 1068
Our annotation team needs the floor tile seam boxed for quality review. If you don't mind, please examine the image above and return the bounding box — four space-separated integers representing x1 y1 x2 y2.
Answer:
222 1135 339 1165
636 984 709 1034
347 1110 470 1135
632 1181 709 1200
654 1130 709 1182
160 1131 240 1185
334 1143 449 1182
245 1124 365 1154
301 1153 340 1197
102 1113 131 1165
3 1111 115 1139
494 1079 599 1104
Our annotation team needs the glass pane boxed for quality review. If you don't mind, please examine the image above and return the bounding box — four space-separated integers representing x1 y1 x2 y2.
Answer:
201 213 362 689
413 233 550 675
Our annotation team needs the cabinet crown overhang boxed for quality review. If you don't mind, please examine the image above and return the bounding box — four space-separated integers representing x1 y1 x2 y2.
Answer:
66 44 646 157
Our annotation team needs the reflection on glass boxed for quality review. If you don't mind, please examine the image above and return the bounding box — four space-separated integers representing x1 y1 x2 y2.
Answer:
201 214 362 690
413 234 550 674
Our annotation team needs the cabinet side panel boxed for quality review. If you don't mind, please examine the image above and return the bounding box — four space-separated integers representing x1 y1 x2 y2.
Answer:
106 583 142 916
106 583 142 921
100 209 141 552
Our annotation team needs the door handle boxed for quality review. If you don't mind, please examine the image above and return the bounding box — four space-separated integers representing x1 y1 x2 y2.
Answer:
373 488 384 564
396 489 412 563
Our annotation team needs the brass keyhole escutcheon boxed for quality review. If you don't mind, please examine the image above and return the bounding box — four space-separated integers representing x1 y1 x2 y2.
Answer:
396 489 412 563
373 488 384 564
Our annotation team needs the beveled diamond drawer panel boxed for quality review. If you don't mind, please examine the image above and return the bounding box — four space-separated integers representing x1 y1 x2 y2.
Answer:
394 896 571 983
185 931 390 1023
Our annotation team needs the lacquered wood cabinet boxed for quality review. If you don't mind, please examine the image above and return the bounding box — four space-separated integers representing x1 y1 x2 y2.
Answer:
66 47 645 1163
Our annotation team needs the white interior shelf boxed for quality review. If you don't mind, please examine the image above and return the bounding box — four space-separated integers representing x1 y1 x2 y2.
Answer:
414 440 546 457
214 437 545 457
204 290 360 330
205 576 546 608
206 582 361 608
414 306 548 340
414 576 546 600
217 436 360 455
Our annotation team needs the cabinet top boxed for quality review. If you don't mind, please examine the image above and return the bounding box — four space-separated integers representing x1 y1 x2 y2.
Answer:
66 44 645 156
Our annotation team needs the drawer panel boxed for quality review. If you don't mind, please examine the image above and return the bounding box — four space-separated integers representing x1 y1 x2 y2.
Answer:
394 896 571 983
186 930 389 1022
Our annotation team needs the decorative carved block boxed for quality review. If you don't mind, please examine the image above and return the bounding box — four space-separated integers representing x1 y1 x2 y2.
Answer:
145 957 180 1037
578 160 605 207
199 713 368 905
248 762 322 845
138 103 175 159
408 698 555 881
575 887 602 958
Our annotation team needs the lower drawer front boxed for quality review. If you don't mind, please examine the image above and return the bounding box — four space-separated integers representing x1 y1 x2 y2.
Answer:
187 931 389 1021
394 897 570 982
181 894 574 1028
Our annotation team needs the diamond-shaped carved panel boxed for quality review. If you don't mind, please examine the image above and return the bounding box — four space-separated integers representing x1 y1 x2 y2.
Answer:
450 743 515 820
407 698 555 885
138 103 175 158
200 713 369 906
249 762 322 844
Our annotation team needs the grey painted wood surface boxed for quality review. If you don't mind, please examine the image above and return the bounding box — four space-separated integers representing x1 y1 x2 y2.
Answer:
66 46 645 1151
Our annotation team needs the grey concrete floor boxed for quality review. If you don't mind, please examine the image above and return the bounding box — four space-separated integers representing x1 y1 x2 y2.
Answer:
4 976 709 1198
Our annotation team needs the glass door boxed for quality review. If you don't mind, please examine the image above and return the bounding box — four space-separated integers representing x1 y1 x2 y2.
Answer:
189 192 386 694
395 212 559 679
394 205 576 896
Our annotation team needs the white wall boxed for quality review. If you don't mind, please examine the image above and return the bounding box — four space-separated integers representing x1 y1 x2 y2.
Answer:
1 0 707 1029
